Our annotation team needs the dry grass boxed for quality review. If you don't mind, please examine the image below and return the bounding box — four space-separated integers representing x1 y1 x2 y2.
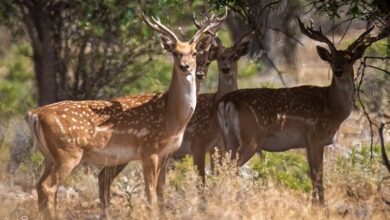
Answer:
0 146 389 220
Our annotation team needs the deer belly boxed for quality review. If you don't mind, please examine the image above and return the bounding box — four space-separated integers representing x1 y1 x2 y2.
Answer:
261 116 319 152
82 145 140 166
261 128 307 152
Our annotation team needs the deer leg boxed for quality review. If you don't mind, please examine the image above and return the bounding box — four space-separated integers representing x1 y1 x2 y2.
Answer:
192 142 208 183
39 149 83 219
236 137 259 167
98 163 128 219
228 130 258 166
36 159 54 215
141 153 159 217
219 117 240 161
157 155 168 217
209 147 216 175
307 145 325 204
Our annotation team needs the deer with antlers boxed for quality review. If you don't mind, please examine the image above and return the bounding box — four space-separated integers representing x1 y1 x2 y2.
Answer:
26 9 226 219
217 18 388 203
96 12 227 218
173 17 253 182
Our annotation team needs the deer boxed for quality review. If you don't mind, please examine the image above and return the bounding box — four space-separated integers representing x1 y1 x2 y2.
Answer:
173 21 253 182
26 10 225 219
216 18 388 204
96 50 218 219
96 12 227 218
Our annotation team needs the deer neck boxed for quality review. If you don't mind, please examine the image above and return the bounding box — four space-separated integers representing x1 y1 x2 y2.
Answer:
215 73 238 101
327 72 354 121
195 79 203 96
166 67 197 132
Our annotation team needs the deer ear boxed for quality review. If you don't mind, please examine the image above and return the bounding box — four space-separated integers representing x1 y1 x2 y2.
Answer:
160 35 175 53
316 46 331 62
351 44 366 60
236 40 251 57
196 35 213 54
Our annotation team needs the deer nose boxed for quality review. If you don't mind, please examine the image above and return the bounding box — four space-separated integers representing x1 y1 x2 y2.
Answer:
196 71 205 80
221 62 231 74
334 69 343 76
180 64 190 71
222 67 230 74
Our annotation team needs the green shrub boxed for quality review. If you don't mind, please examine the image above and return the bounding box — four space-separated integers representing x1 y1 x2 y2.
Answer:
170 155 194 188
334 145 389 177
250 151 312 192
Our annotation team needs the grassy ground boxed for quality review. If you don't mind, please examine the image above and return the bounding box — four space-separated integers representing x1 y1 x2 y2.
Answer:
0 144 389 219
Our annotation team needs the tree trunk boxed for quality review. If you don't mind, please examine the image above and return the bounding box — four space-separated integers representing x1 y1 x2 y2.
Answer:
19 1 60 106
33 47 59 106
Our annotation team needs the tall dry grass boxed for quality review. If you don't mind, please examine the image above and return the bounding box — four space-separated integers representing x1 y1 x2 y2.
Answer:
0 145 389 220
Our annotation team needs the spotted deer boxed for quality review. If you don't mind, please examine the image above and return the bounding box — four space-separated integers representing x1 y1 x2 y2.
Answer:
26 10 223 219
96 12 227 218
173 28 253 182
96 48 219 219
217 18 388 203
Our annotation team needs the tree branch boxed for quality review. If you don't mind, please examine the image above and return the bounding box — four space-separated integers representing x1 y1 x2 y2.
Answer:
379 123 390 173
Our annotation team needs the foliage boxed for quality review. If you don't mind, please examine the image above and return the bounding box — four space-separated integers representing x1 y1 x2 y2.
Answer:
0 42 35 118
0 0 197 104
365 39 389 56
170 155 194 188
240 60 262 78
250 151 312 192
169 145 390 194
305 0 389 28
122 56 172 94
0 0 239 104
0 0 21 30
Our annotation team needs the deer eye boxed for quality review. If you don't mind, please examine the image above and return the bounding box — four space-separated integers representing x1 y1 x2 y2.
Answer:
192 52 198 57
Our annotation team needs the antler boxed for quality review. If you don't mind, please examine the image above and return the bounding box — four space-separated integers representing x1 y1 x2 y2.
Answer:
191 13 204 30
192 13 220 36
233 27 254 47
347 25 389 53
297 17 337 53
141 10 179 43
346 26 374 52
190 8 228 43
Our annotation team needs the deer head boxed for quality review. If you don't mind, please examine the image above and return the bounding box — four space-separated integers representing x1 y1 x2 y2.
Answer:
141 11 223 79
212 29 253 76
191 10 228 81
298 18 387 80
